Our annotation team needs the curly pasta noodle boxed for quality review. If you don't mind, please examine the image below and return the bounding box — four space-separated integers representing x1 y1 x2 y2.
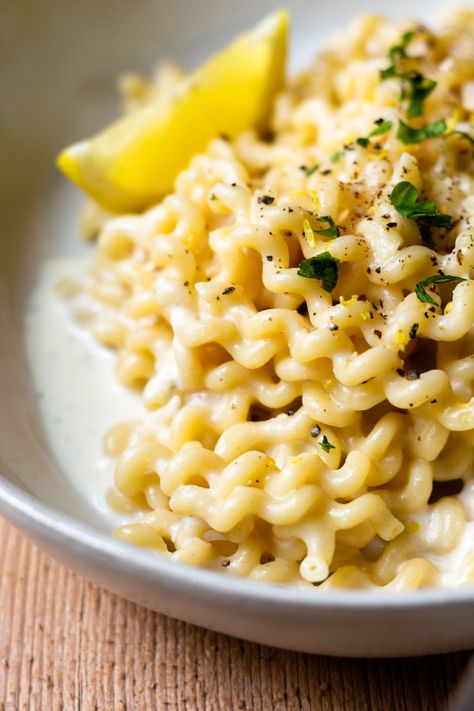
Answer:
74 9 474 589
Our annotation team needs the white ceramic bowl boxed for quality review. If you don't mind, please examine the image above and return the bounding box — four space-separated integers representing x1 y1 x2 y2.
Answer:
2 0 474 658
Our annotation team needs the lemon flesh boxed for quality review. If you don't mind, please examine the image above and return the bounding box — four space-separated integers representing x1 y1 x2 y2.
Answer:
57 10 288 212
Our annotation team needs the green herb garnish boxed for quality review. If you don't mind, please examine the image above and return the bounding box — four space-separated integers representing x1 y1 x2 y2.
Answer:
297 252 340 292
404 73 437 118
379 31 436 117
314 215 341 239
331 150 344 163
305 164 320 176
396 118 447 144
415 274 466 306
380 31 415 80
356 119 393 147
389 181 452 228
320 435 335 453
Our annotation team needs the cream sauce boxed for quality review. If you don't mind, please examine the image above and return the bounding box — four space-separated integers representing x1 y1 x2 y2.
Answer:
24 255 144 528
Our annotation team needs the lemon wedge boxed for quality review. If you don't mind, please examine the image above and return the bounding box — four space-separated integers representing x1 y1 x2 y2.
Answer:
57 10 288 212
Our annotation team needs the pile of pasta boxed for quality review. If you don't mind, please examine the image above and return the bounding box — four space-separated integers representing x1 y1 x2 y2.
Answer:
79 9 474 588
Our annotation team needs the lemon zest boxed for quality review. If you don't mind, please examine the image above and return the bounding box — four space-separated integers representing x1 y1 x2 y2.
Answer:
290 456 303 465
455 401 470 408
361 310 371 321
446 108 463 132
367 150 388 162
339 295 358 307
444 301 453 314
289 189 319 208
303 218 316 248
395 329 410 347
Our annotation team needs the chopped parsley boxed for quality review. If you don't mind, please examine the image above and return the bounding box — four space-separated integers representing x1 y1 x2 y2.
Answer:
314 215 341 239
356 119 393 147
320 435 335 453
297 252 340 292
415 274 466 306
396 118 447 144
305 164 320 176
389 181 452 228
380 31 416 80
330 150 344 163
379 31 436 117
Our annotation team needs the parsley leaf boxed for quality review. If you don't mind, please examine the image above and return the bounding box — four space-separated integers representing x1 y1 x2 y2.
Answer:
389 181 452 228
381 30 416 79
320 435 335 453
314 215 341 239
396 118 447 144
297 252 340 292
379 31 436 117
330 150 344 163
356 119 393 147
415 274 466 306
404 72 437 117
305 164 320 176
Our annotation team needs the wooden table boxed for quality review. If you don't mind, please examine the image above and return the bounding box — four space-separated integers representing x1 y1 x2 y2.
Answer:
0 517 470 711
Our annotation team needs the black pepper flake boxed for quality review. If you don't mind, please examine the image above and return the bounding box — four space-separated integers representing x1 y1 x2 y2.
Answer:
220 559 231 567
387 222 397 228
374 329 382 338
321 169 332 175
396 368 405 377
310 425 321 438
431 399 437 404
219 133 230 142
266 255 273 262
375 267 382 274
409 323 419 339
258 195 275 205
222 286 235 295
183 281 189 287
328 322 339 331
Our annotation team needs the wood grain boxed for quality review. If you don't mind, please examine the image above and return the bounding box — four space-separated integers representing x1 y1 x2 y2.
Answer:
0 517 470 711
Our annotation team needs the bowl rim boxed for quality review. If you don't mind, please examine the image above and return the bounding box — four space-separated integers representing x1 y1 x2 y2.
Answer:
2 472 474 610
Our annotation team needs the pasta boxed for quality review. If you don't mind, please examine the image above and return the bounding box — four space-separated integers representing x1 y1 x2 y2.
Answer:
71 9 474 589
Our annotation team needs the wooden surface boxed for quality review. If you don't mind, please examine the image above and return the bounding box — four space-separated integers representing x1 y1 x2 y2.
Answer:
0 518 471 711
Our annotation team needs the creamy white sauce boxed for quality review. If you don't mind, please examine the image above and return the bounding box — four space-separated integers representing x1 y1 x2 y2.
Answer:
24 255 144 528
